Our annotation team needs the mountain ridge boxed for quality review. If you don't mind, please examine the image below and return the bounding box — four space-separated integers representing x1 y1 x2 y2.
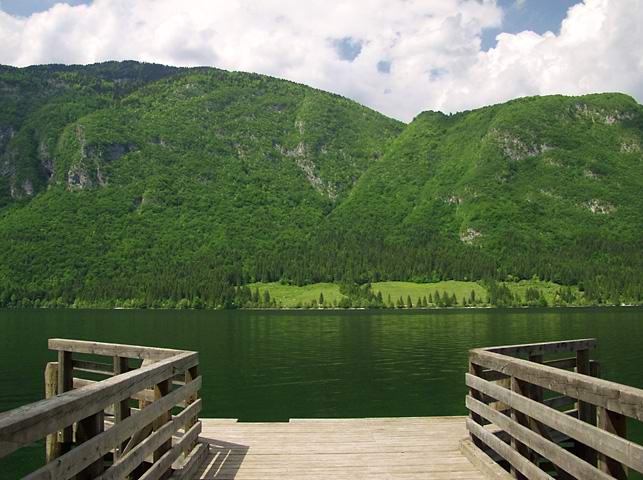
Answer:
0 61 641 308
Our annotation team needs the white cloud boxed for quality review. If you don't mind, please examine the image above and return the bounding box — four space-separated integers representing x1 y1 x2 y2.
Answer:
0 0 640 122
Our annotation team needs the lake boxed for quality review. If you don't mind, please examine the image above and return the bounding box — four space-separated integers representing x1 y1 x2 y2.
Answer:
1 307 642 477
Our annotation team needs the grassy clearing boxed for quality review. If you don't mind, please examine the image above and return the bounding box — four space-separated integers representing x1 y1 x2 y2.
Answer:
247 282 345 308
247 279 583 308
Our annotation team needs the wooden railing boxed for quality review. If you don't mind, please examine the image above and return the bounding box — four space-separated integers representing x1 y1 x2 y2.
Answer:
0 339 208 479
465 339 643 480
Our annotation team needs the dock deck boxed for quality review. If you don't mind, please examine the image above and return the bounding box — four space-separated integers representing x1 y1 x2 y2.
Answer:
196 416 485 479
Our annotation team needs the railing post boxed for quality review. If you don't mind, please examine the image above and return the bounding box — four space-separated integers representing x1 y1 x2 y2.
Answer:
510 376 529 480
185 364 199 456
113 356 131 459
76 411 105 479
574 348 594 463
57 350 74 454
44 362 60 463
597 407 628 479
468 361 485 449
153 378 173 479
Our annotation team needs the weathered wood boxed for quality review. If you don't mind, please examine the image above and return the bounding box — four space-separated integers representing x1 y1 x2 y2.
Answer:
597 407 628 479
21 377 201 480
542 357 577 370
542 395 574 410
467 396 614 480
0 351 198 458
469 348 643 420
170 442 209 480
140 421 202 480
73 359 114 375
184 364 199 455
97 399 202 480
510 377 530 479
76 411 105 480
467 418 554 480
49 338 183 362
153 378 173 479
485 339 597 356
466 373 643 473
113 356 130 460
57 350 74 451
468 362 486 449
74 377 158 404
44 362 60 463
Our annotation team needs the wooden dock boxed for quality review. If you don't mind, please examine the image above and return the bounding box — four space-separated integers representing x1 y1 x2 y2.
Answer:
1 337 643 479
196 416 485 479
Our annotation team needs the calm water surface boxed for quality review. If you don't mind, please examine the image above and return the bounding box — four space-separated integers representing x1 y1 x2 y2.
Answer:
1 307 642 477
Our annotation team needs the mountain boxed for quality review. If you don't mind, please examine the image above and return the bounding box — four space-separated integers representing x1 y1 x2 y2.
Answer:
319 93 643 301
0 61 402 306
0 61 640 308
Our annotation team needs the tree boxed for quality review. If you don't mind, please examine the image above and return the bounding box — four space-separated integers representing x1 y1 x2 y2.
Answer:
262 289 271 306
319 292 325 306
407 295 413 308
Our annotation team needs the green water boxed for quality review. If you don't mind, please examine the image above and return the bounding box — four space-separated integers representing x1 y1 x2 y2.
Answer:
1 307 642 478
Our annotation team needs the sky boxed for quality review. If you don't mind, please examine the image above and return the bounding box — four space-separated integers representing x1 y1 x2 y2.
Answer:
0 0 640 122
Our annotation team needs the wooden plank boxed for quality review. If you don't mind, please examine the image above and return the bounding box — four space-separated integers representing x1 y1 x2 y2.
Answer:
466 419 554 480
21 377 201 480
459 438 513 480
73 359 114 375
597 407 628 479
139 421 202 480
510 377 530 479
466 373 643 474
467 396 613 480
485 339 597 356
0 351 198 458
44 362 60 463
170 442 208 479
57 350 74 450
76 411 105 480
153 378 173 479
97 400 201 480
49 338 185 362
74 377 157 404
542 357 576 370
469 348 643 420
113 356 130 460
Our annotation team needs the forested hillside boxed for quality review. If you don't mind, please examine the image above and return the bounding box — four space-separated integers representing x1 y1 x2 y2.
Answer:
0 61 641 308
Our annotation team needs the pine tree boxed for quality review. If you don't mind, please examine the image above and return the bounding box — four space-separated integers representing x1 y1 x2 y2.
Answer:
319 292 325 306
417 297 422 308
407 295 413 308
262 289 271 306
397 296 405 308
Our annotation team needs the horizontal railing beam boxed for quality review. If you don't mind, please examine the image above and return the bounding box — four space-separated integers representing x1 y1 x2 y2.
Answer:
466 373 643 473
49 339 184 362
469 348 643 421
484 339 597 356
21 377 201 480
0 351 198 457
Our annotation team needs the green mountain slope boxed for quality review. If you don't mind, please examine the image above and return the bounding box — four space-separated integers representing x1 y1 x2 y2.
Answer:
0 62 403 306
0 61 641 308
321 94 643 301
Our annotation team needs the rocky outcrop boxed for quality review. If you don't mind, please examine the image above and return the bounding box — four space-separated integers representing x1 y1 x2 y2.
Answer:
491 129 552 161
460 228 482 244
67 124 136 190
573 103 635 125
585 199 615 215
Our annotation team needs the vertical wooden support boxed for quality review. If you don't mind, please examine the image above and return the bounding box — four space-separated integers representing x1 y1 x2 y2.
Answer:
57 350 74 453
76 411 105 479
113 356 131 460
597 407 628 479
510 376 529 480
153 378 173 479
184 364 199 457
44 362 60 463
575 349 593 463
468 362 485 449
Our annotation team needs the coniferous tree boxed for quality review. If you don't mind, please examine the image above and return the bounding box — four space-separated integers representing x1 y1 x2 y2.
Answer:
407 295 413 308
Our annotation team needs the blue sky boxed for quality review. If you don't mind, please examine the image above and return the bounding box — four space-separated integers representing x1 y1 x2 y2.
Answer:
0 0 640 121
481 0 580 50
